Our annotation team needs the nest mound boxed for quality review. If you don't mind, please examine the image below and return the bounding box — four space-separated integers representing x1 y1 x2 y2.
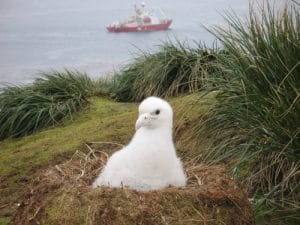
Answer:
11 143 255 225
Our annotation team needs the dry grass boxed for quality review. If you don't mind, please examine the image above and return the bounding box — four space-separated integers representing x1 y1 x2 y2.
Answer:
11 142 254 225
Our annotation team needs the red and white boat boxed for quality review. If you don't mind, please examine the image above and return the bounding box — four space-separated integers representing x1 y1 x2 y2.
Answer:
106 3 172 32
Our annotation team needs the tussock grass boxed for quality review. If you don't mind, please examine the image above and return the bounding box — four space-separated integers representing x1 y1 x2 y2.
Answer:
198 3 300 222
33 70 95 97
0 70 95 140
110 42 222 102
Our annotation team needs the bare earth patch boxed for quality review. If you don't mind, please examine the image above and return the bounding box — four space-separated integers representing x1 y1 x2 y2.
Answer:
11 142 255 225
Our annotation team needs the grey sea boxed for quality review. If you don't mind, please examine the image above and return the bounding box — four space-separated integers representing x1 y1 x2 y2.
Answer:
0 0 250 85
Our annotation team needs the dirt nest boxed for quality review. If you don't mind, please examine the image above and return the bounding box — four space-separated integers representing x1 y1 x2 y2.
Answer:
11 143 255 225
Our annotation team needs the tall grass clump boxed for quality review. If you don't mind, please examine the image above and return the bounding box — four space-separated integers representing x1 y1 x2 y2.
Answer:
200 3 299 222
111 42 222 102
0 70 95 140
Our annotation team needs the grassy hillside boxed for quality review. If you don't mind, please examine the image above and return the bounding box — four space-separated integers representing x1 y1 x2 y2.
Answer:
0 98 133 220
0 94 214 224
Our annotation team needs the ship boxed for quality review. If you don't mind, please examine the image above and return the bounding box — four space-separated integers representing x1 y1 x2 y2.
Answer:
106 3 172 32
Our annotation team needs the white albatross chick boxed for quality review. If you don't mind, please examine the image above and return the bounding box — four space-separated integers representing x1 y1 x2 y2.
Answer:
92 96 186 191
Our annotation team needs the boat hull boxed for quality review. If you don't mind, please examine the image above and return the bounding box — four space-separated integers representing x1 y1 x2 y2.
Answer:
107 20 172 33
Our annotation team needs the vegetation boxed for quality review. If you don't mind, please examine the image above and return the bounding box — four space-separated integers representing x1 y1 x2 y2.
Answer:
199 3 300 223
0 71 96 140
0 98 135 223
0 218 10 225
110 41 222 102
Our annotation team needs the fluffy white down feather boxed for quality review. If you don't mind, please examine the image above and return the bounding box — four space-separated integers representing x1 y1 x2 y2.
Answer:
92 96 186 191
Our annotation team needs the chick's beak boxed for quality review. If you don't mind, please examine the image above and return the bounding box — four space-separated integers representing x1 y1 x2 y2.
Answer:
135 113 151 130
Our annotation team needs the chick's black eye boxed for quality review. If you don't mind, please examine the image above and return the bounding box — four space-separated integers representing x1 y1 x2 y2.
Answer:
155 109 160 115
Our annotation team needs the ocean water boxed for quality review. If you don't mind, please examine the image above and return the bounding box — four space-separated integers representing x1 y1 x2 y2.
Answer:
0 0 251 85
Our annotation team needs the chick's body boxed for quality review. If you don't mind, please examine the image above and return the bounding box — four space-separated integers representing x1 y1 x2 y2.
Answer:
92 97 186 191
